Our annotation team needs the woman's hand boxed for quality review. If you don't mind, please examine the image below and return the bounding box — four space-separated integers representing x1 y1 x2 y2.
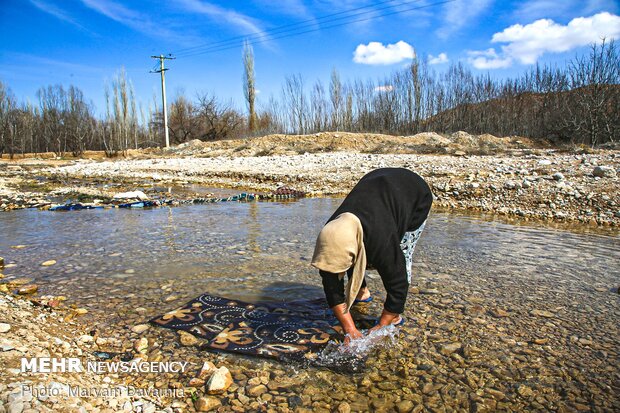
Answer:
330 303 363 345
343 328 363 346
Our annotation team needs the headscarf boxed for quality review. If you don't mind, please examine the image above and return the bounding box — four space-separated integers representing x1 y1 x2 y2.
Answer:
311 212 366 313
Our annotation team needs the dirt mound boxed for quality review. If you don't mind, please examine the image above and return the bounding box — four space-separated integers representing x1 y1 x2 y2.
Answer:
167 131 547 157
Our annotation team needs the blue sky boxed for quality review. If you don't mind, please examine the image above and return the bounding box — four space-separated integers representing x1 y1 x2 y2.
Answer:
1 0 619 116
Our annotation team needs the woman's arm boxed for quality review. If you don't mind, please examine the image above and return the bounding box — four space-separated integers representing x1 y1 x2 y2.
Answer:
320 270 362 343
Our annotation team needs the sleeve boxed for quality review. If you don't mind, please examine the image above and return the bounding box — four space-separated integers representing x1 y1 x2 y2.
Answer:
372 234 409 314
407 182 433 232
319 270 345 308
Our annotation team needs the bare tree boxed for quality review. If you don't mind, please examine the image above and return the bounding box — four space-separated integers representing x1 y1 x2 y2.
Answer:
243 40 257 133
195 93 243 140
168 93 198 144
310 80 328 132
0 81 17 157
564 39 619 145
329 68 342 131
282 74 306 134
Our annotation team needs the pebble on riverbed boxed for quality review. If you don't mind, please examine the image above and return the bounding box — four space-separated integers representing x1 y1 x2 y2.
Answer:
17 284 38 295
133 337 148 355
131 324 150 334
592 165 616 178
194 396 221 412
206 366 233 394
41 260 57 266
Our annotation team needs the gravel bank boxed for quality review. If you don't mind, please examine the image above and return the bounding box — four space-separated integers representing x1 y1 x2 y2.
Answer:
0 292 177 413
30 150 620 227
1 131 618 227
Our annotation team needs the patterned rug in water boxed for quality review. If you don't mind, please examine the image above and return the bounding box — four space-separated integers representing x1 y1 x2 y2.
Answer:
150 293 373 372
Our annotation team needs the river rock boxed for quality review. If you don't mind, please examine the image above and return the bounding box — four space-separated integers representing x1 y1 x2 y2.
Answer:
0 284 8 293
552 172 564 181
7 401 24 413
18 284 38 295
396 400 414 413
113 190 149 201
247 384 267 397
41 260 56 266
504 181 517 190
592 166 616 178
489 308 509 318
198 361 217 379
206 366 233 394
530 309 554 318
189 377 206 387
8 278 31 286
517 385 534 398
134 337 148 354
194 396 221 412
179 331 199 346
440 342 462 355
0 257 4 267
131 324 150 334
337 402 351 413
0 323 11 333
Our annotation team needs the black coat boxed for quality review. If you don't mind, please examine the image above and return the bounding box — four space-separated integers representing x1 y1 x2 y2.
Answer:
325 168 433 313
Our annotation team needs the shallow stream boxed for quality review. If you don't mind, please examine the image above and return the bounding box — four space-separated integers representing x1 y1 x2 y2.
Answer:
1 198 619 410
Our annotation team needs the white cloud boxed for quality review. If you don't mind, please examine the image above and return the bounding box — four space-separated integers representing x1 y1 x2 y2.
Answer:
79 0 182 41
29 0 90 33
467 48 513 69
176 0 266 37
437 0 492 39
468 12 620 69
374 85 394 92
495 12 620 64
353 41 415 65
428 52 449 65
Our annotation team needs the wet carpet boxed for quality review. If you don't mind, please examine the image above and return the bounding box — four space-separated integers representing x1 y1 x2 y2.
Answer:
150 293 373 371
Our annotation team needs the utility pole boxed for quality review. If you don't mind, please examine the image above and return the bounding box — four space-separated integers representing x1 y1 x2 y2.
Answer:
150 54 175 148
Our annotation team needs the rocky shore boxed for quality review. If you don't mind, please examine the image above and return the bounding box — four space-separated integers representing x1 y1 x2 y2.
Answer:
1 252 619 413
0 291 174 413
0 132 618 228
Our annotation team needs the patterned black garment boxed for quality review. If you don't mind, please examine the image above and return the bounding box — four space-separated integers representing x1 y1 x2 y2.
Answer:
150 293 374 372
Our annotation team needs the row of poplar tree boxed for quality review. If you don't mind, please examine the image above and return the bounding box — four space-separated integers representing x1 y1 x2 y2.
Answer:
0 40 618 158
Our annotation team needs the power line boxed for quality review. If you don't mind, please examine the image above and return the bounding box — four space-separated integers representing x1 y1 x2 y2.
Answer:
173 0 453 58
172 0 423 57
173 0 432 58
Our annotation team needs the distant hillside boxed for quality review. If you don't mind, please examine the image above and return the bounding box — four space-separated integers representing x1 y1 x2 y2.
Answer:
423 84 620 145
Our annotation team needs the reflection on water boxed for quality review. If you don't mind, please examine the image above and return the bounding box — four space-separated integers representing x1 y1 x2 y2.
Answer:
0 198 618 317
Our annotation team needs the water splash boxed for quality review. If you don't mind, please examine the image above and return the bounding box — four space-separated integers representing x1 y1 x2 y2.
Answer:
311 325 400 373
